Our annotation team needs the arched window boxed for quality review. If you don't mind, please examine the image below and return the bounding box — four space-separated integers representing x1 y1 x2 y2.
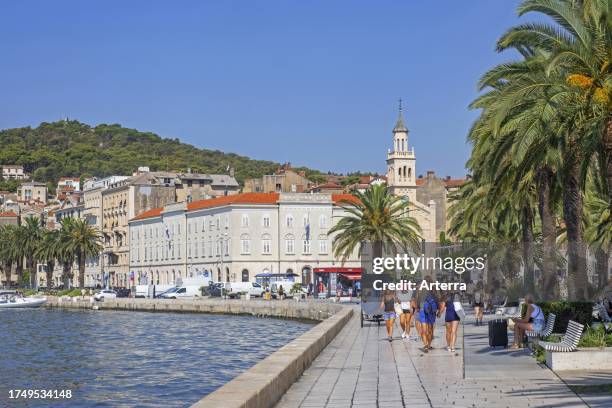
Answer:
217 268 221 282
301 266 312 285
408 167 412 178
242 269 249 282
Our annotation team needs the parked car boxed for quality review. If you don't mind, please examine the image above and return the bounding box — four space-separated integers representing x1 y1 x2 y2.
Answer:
115 288 131 298
156 287 179 298
94 289 117 301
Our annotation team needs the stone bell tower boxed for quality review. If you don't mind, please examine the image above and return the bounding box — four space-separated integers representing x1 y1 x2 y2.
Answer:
386 99 417 202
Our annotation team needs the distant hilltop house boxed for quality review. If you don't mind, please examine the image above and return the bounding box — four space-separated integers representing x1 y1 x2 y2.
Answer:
17 181 48 205
57 177 81 192
243 163 313 193
1 164 28 180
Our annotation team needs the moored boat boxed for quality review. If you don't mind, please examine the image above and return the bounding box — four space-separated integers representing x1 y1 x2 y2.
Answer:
0 295 47 308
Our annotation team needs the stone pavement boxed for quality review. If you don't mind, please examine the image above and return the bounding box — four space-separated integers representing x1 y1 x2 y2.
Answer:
275 306 602 408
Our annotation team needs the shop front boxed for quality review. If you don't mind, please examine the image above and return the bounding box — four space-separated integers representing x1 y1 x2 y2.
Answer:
313 267 362 298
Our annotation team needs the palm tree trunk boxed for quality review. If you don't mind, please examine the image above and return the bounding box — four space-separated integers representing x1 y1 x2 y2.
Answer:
16 259 23 286
78 253 85 289
563 148 588 300
521 204 535 296
46 260 55 289
27 257 37 289
2 261 12 286
62 262 71 289
604 117 612 206
537 166 558 299
595 248 609 290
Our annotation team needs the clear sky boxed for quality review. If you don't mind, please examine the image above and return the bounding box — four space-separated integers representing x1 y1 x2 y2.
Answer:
0 0 526 177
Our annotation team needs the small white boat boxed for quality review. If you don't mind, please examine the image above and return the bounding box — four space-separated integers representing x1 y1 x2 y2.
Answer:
0 295 47 308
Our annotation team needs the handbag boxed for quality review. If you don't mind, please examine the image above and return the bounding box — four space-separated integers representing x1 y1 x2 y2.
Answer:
394 302 403 316
453 301 466 320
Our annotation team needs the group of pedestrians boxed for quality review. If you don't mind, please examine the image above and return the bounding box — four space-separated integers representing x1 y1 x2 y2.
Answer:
379 276 461 353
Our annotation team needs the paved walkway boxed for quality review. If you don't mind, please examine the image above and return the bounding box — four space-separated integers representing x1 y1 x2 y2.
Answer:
276 306 605 408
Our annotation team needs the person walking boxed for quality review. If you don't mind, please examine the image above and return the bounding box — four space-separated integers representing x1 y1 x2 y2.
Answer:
473 282 484 326
416 276 439 352
380 289 399 342
397 288 415 340
439 292 460 353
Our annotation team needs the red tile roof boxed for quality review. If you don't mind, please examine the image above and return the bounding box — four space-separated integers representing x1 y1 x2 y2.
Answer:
0 211 18 217
332 194 360 206
131 207 164 221
131 192 362 222
187 193 280 211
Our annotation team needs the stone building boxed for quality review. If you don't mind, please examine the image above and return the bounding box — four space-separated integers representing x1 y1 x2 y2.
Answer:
129 192 361 291
0 211 18 226
1 165 27 180
101 169 238 288
416 171 465 237
17 181 47 204
243 163 313 193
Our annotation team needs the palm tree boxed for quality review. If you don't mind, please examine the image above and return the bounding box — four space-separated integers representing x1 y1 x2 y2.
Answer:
21 216 44 288
0 225 17 286
57 218 76 288
35 229 61 289
329 184 422 269
61 218 102 289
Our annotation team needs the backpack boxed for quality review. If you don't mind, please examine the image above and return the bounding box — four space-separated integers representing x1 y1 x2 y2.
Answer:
424 294 438 316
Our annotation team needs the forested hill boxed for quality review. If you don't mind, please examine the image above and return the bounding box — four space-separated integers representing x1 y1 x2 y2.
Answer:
0 120 327 186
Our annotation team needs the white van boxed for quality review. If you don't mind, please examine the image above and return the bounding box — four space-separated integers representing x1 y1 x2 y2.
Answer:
224 282 264 298
161 285 200 299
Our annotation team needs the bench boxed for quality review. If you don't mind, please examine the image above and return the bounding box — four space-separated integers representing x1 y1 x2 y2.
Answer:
526 313 556 339
539 320 584 352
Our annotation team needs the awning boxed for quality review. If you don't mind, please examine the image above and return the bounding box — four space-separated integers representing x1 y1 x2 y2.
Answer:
339 273 361 281
313 267 363 274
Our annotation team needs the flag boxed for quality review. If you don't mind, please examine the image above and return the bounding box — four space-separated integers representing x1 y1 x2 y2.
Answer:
164 224 171 249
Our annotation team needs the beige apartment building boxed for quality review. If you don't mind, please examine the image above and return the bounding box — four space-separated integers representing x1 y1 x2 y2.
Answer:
243 163 313 193
17 181 47 204
102 170 238 287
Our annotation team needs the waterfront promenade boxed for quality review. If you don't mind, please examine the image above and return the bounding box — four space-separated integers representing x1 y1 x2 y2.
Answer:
276 307 610 408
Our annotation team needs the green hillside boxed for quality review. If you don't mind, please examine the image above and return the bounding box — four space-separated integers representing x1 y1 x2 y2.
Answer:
0 120 328 190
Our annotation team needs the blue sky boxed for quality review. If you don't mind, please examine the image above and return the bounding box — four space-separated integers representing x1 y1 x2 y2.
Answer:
0 0 527 177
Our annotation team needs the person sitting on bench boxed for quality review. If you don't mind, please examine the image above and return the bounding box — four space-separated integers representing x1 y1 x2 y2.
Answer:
510 294 544 349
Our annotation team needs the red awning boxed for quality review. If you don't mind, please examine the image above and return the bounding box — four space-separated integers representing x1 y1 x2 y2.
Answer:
339 273 361 281
313 267 363 273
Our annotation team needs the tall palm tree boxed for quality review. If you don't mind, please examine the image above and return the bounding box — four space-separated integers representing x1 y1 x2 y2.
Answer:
0 224 17 286
61 218 102 289
57 218 76 288
330 184 422 268
35 229 61 289
21 216 44 288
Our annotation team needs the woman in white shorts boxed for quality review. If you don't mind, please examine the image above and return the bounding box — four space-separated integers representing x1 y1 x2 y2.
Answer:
397 289 415 340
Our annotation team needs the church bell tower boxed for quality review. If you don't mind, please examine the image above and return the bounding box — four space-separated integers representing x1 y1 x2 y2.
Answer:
386 99 417 202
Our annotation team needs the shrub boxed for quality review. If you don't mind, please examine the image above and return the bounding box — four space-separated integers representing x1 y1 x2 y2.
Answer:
578 325 612 348
57 288 83 297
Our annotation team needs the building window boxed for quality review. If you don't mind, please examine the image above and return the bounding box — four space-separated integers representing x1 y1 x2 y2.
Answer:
262 234 271 254
240 234 250 254
285 236 295 254
303 239 311 254
241 214 249 227
242 269 249 282
263 214 270 228
286 215 294 228
319 236 328 254
319 215 327 228
303 214 309 227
